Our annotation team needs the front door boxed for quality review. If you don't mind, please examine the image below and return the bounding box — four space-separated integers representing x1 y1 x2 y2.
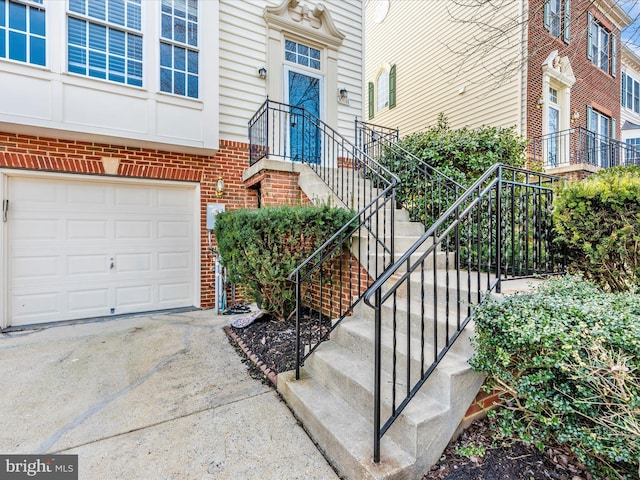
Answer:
548 106 559 167
285 66 322 163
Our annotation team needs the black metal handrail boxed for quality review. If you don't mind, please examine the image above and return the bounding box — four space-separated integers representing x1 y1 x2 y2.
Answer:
248 100 400 379
355 120 465 229
531 126 640 169
363 163 564 462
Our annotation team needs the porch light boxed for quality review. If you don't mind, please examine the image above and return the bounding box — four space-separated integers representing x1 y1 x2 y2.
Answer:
537 97 544 109
571 110 580 124
215 177 225 197
338 87 349 104
258 67 267 79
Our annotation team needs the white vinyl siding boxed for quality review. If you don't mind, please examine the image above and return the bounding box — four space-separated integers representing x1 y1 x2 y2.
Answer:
365 0 523 135
219 0 363 143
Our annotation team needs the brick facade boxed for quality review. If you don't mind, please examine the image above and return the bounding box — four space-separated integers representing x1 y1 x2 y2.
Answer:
0 132 266 309
0 131 366 316
527 0 622 142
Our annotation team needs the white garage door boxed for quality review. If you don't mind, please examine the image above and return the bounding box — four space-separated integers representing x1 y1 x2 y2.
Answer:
5 174 198 327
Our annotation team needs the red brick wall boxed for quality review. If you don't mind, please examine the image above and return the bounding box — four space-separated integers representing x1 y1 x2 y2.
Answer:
527 0 621 143
0 132 367 315
0 132 264 309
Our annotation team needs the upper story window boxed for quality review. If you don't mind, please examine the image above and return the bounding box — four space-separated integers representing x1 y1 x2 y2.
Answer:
160 0 198 98
544 0 570 43
622 72 640 114
0 0 46 66
587 13 616 76
285 39 320 70
67 0 143 86
377 69 388 111
368 64 396 119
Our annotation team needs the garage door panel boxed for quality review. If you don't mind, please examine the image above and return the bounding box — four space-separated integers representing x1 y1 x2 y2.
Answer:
7 176 197 327
12 256 59 280
13 219 59 240
115 220 152 240
67 219 109 240
68 289 110 313
115 186 153 207
158 220 190 239
67 254 111 276
67 183 109 205
116 253 152 273
158 251 191 271
116 285 153 308
159 283 192 304
12 291 62 321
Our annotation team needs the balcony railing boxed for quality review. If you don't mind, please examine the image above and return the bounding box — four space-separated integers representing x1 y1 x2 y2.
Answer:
531 126 640 169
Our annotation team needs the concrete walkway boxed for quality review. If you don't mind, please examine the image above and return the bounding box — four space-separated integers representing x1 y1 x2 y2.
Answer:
0 310 339 479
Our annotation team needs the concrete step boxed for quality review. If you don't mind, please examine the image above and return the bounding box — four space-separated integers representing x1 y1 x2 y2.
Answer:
278 370 417 480
304 341 453 459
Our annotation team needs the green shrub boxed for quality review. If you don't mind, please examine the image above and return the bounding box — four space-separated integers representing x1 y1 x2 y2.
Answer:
553 166 640 292
377 114 527 227
470 275 640 479
214 205 354 321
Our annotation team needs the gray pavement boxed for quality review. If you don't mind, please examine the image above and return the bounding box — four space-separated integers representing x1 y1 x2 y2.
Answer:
0 310 339 479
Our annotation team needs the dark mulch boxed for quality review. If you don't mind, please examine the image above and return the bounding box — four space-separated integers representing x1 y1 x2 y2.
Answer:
225 308 594 480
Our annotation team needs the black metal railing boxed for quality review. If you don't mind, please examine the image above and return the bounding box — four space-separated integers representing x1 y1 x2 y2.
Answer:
248 100 400 378
532 126 640 169
363 164 564 462
356 120 465 229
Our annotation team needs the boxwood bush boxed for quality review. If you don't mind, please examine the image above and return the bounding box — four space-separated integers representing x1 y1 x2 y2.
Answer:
553 166 640 292
214 205 354 321
470 275 640 479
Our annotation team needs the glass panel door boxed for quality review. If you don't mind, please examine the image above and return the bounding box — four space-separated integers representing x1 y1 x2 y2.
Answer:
286 67 322 163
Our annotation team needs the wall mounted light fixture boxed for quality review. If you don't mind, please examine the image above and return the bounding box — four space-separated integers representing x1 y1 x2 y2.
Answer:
571 110 580 124
258 67 267 79
536 97 544 109
338 87 349 104
215 177 225 197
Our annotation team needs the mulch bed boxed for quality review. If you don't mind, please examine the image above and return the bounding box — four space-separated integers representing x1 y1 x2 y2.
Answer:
223 307 594 480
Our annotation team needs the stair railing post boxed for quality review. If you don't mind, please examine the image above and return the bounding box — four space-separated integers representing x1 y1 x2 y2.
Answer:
373 287 382 463
495 165 503 294
295 271 302 380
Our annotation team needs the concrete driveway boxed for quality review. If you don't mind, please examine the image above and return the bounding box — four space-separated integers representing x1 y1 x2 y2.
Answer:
0 310 338 479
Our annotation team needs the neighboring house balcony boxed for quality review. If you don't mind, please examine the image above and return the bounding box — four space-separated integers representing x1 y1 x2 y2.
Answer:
531 127 640 176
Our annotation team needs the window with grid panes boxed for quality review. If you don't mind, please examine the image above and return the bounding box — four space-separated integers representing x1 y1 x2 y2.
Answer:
67 0 143 86
0 0 45 66
160 0 198 98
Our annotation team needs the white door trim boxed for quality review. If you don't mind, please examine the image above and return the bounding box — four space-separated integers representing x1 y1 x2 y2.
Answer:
0 170 201 329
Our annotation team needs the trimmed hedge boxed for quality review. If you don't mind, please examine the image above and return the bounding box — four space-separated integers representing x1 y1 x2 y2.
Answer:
470 276 640 479
214 205 354 321
553 166 640 292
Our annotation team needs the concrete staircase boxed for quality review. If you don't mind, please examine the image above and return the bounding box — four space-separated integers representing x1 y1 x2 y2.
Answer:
277 167 486 480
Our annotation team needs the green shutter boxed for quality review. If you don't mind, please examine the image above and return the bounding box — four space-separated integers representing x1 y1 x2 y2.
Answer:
563 0 570 43
368 82 374 119
586 12 593 60
543 0 550 30
622 72 627 108
389 64 396 109
586 105 593 131
612 34 617 77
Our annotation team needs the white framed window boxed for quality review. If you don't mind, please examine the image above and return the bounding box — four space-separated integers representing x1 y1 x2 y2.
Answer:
587 13 616 76
0 0 46 66
160 0 198 98
544 0 570 42
622 72 640 114
67 0 143 86
377 69 388 111
626 137 640 165
285 39 320 70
